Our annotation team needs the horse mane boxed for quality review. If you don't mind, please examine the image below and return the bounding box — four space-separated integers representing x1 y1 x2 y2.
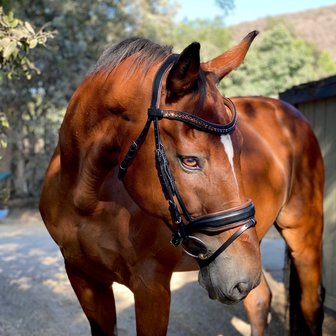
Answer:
90 37 173 76
91 37 207 114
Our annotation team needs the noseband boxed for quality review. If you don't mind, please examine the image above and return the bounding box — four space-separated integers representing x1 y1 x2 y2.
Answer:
118 54 256 266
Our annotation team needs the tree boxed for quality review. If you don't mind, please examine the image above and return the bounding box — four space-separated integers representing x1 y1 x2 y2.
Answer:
215 0 234 15
0 5 53 204
221 22 336 97
0 6 53 79
163 17 232 60
0 0 177 198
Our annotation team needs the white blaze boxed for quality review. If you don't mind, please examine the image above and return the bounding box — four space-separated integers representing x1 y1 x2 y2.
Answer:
220 134 238 185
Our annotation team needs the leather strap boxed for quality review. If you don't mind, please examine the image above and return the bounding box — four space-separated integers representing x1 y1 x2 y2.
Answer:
189 201 255 230
150 54 179 108
118 54 178 180
118 118 152 179
198 219 256 267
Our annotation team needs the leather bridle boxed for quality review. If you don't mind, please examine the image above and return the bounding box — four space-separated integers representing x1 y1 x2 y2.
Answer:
118 54 256 266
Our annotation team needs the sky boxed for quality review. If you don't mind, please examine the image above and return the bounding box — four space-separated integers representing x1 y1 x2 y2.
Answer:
176 0 336 25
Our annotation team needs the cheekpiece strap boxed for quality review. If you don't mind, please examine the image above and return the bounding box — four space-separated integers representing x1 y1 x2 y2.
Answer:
118 54 178 180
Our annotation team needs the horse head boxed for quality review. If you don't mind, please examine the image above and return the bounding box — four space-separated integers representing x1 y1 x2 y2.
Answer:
78 32 262 304
164 32 262 303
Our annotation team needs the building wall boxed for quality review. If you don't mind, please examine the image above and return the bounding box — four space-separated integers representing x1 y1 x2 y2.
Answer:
280 76 336 312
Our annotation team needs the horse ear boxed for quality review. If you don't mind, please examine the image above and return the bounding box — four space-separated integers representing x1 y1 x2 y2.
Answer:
166 42 200 96
202 31 259 82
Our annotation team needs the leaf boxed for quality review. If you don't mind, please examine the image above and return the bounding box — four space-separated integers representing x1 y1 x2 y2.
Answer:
3 41 18 59
12 27 29 40
0 37 11 50
24 21 35 34
29 38 38 49
10 18 19 28
0 113 10 128
0 139 7 149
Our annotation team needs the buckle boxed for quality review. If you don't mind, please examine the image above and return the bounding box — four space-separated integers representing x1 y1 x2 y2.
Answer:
171 232 183 247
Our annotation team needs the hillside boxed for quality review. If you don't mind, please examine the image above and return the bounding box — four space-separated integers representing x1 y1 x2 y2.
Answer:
229 5 336 60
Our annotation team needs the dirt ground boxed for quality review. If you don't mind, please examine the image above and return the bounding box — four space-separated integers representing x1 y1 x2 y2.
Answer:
0 208 335 336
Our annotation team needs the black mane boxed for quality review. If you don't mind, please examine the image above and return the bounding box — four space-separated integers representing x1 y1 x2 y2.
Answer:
91 37 173 75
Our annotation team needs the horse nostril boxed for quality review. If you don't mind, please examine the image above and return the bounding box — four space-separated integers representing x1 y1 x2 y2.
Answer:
230 281 251 300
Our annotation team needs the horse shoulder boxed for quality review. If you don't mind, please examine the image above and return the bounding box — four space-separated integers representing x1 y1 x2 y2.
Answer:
39 145 79 249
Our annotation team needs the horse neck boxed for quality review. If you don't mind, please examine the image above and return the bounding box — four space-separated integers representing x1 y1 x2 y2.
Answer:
59 72 124 213
59 62 154 213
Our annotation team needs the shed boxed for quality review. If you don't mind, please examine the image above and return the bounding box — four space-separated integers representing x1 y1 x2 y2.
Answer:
280 75 336 312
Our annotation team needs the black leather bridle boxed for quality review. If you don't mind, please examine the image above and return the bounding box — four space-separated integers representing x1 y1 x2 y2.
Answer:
118 54 256 266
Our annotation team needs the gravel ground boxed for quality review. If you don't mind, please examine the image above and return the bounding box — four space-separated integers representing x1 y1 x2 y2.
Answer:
0 209 334 336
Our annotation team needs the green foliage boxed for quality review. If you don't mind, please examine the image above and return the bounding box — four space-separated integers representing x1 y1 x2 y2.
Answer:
122 0 179 42
164 18 231 60
220 22 336 97
0 112 9 159
0 7 53 79
318 50 336 74
0 0 177 197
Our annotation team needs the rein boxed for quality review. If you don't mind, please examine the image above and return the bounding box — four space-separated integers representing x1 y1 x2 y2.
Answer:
118 54 256 266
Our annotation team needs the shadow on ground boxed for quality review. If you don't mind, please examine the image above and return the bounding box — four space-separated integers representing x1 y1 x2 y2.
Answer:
113 269 286 336
0 209 335 335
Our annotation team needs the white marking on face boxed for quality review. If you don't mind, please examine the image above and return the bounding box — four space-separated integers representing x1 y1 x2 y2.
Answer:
220 134 238 185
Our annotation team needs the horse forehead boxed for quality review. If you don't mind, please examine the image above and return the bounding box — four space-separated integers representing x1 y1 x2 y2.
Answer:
193 133 235 156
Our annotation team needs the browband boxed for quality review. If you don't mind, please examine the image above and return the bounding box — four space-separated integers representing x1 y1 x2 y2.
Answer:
147 53 237 135
118 54 237 179
148 105 237 134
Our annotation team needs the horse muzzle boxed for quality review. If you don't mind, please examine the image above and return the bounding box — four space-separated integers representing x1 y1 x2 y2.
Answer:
198 263 260 304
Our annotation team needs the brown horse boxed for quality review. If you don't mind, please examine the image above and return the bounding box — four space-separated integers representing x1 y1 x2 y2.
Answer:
39 31 324 336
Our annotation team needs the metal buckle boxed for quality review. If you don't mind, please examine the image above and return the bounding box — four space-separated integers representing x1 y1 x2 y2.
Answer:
182 235 210 260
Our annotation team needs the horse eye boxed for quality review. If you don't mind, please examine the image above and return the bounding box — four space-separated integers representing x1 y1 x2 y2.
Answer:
179 156 201 171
